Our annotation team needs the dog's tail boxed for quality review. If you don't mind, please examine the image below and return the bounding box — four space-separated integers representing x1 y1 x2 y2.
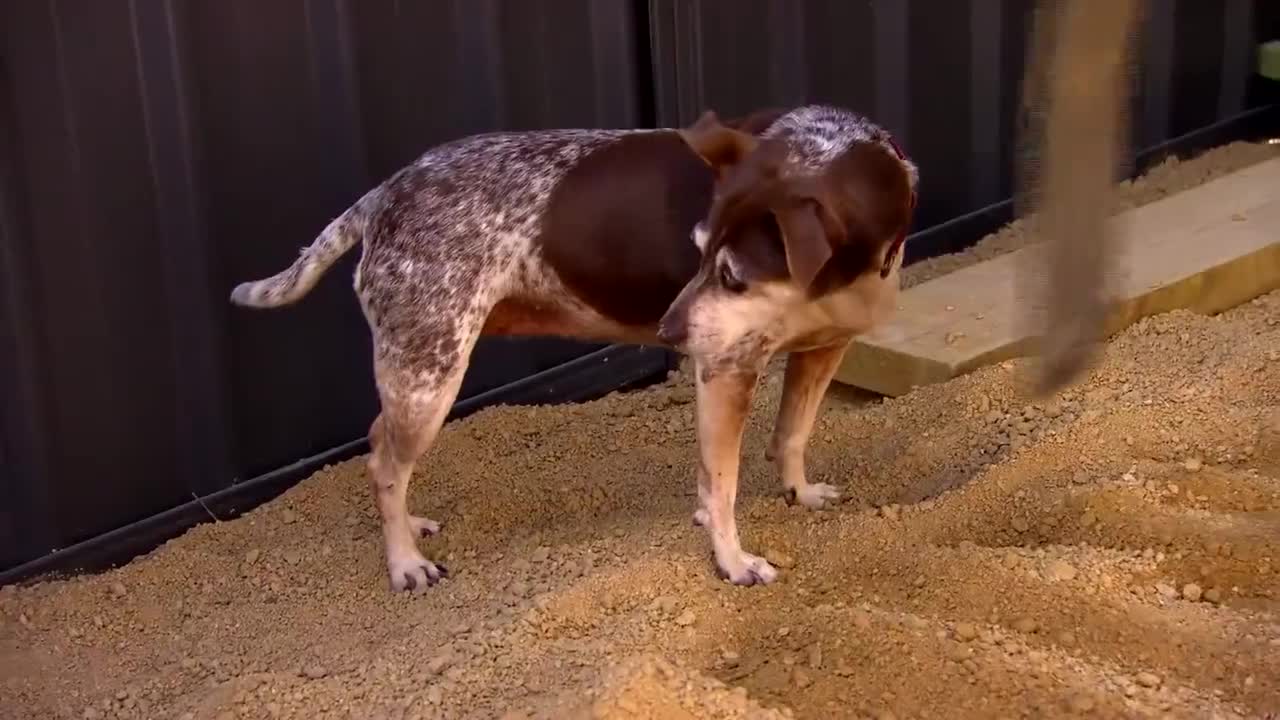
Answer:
229 191 377 308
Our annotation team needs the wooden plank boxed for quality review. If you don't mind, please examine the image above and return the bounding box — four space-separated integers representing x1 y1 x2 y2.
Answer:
835 156 1280 397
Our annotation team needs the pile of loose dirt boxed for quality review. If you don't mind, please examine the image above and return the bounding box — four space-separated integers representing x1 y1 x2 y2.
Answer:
1 141 1278 720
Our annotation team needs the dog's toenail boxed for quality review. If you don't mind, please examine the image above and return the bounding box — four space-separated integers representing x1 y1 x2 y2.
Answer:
784 488 797 505
403 574 417 591
436 564 449 577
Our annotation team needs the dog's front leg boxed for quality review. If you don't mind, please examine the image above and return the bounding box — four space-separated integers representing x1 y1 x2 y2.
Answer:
694 363 777 586
767 342 850 509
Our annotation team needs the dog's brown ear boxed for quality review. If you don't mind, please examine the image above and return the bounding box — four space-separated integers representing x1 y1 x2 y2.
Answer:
678 110 759 174
771 197 847 293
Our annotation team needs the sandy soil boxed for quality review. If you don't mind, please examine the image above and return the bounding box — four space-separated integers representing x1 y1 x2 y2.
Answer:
2 141 1278 720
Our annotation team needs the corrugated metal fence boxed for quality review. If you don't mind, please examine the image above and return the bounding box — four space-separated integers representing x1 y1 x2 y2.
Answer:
1 0 1276 577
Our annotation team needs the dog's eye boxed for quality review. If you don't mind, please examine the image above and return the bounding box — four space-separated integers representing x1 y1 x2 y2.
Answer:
718 264 746 293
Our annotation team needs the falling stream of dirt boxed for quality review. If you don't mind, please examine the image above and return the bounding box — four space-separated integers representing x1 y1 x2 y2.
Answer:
1 141 1278 720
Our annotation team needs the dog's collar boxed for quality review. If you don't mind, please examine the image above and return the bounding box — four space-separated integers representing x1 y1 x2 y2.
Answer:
880 134 914 279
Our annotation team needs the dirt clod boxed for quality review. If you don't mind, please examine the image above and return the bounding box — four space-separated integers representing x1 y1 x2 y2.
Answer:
1182 583 1203 602
764 550 795 569
1044 559 1078 582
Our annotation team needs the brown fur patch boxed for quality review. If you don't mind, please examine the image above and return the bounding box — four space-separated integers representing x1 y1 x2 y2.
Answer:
481 298 576 337
537 132 713 327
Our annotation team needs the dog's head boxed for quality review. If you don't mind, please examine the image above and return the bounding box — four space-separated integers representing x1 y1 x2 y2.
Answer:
658 110 916 374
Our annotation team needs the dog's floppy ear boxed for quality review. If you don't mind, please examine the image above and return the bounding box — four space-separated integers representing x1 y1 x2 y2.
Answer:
678 110 759 175
771 193 847 294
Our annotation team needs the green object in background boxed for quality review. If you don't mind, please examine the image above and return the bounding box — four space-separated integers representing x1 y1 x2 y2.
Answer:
1260 40 1280 81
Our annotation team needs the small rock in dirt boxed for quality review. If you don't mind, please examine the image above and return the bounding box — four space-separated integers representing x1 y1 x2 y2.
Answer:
531 546 551 563
1182 583 1203 602
792 667 813 689
675 611 696 627
1136 671 1162 688
283 550 302 566
83 708 102 720
1056 631 1076 646
244 549 261 565
852 611 872 630
1044 559 1078 582
880 505 900 522
301 665 327 680
1011 517 1030 533
765 550 796 569
109 582 127 598
954 622 978 641
281 509 298 525
777 626 791 638
1155 583 1179 600
807 643 823 669
1183 458 1203 472
1204 587 1223 604
722 650 741 667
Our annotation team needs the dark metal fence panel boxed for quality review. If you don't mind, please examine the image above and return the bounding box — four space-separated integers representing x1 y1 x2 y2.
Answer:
0 0 652 573
648 0 1272 234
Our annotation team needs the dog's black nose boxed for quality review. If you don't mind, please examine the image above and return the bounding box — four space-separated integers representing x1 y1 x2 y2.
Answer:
657 318 688 348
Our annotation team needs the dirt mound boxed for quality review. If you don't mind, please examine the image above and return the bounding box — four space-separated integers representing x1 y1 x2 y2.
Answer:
1 141 1278 720
546 654 786 720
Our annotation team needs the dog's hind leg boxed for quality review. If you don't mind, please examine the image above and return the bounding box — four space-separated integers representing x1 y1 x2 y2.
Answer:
366 341 474 593
766 343 850 509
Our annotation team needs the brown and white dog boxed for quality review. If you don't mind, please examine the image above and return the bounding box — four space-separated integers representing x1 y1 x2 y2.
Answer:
230 105 918 592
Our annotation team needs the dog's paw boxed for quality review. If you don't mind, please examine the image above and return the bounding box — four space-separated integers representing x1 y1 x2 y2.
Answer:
408 515 442 538
387 550 449 593
691 508 710 527
714 551 779 586
785 483 841 510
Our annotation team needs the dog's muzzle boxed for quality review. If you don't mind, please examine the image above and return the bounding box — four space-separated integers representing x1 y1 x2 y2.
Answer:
657 319 688 349
657 307 690 348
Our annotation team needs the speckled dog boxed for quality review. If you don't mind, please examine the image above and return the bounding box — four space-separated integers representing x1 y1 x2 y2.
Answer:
230 105 918 592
